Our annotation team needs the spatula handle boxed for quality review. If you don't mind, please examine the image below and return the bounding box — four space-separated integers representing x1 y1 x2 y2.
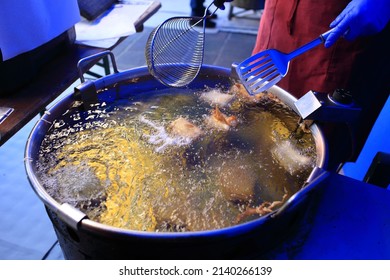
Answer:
287 29 333 60
319 29 333 42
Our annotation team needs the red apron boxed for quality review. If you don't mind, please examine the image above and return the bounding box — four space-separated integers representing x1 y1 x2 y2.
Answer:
253 0 363 98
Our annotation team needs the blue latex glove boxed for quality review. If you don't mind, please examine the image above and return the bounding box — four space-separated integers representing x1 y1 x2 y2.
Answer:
213 0 234 10
325 0 390 48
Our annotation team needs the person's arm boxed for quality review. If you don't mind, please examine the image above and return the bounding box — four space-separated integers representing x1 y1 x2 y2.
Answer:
325 0 390 47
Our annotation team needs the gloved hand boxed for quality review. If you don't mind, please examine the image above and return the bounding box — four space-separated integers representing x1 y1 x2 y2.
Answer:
214 0 234 10
324 0 390 48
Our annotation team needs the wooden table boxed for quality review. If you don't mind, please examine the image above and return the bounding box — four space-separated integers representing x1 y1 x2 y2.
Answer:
0 1 160 146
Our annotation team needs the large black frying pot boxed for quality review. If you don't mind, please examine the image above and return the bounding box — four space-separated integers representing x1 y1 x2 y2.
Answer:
25 51 328 259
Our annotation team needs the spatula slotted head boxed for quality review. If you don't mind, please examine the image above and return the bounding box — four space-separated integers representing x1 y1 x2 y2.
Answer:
236 49 289 95
145 17 205 87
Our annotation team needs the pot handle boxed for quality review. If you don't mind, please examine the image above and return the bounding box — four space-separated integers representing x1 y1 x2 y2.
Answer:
77 50 119 83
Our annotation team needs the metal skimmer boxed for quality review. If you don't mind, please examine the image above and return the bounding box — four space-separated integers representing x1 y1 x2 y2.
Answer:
145 2 218 87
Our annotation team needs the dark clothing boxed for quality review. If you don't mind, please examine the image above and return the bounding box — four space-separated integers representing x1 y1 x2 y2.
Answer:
191 0 205 14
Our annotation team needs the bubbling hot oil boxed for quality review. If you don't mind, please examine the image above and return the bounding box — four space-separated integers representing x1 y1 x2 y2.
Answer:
37 88 317 232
